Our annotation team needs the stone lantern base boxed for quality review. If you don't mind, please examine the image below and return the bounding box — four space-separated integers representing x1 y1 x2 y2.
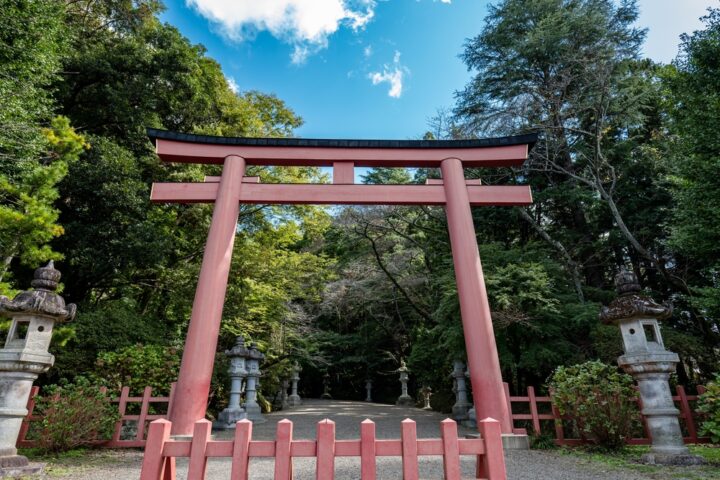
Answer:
395 395 414 407
641 452 704 466
0 455 44 478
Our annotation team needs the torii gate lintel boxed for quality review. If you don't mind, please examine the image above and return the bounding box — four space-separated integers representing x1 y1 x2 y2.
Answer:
148 129 536 438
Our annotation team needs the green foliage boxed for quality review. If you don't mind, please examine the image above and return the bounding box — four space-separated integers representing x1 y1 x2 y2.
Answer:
93 344 180 395
33 377 119 453
0 117 87 295
549 361 639 450
697 373 720 443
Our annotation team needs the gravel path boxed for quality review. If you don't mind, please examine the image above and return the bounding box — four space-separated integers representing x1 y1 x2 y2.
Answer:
31 400 697 479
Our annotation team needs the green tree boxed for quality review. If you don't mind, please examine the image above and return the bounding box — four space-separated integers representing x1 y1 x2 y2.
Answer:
663 8 720 357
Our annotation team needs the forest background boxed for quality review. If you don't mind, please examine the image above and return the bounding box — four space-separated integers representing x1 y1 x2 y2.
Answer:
1 0 718 412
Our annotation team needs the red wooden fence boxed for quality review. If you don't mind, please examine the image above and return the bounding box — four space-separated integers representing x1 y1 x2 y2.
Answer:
17 383 176 448
140 417 507 480
504 382 710 445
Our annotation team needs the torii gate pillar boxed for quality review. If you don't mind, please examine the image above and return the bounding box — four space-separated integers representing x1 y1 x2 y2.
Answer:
169 155 245 435
441 158 512 433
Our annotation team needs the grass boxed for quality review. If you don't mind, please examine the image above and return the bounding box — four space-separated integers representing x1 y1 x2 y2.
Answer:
18 447 141 478
558 444 720 480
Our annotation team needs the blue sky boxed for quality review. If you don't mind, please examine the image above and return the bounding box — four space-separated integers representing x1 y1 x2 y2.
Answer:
160 0 717 140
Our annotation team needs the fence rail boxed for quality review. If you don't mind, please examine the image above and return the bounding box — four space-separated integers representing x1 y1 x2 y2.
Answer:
140 417 507 480
504 382 710 445
17 383 176 448
19 381 708 450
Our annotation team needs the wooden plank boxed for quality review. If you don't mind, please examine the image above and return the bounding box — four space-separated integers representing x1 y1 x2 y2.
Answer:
231 420 252 480
205 441 234 457
112 386 130 443
187 420 211 480
333 162 354 184
140 419 173 480
248 441 276 457
360 419 376 480
274 420 293 480
528 386 541 435
204 175 260 183
504 383 515 428
440 419 461 480
334 440 361 456
478 418 507 480
549 388 565 443
137 386 153 441
677 385 698 442
17 386 39 445
290 440 317 457
457 439 485 455
401 419 419 480
155 137 530 167
151 182 532 206
374 440 402 456
316 419 335 480
416 439 443 455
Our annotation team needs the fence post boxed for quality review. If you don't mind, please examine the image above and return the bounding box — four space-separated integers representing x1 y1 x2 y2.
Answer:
503 383 513 429
316 419 335 480
137 386 153 442
527 386 540 436
478 418 507 480
140 419 173 480
401 419 419 480
360 419 376 480
440 419 461 480
187 419 211 480
167 382 177 419
676 385 698 443
548 388 564 445
112 386 130 443
17 386 39 445
274 419 293 480
231 420 253 480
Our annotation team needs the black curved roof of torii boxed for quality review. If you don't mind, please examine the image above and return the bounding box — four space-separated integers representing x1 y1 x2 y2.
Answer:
147 128 538 150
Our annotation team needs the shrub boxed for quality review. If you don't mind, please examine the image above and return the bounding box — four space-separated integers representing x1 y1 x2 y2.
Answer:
33 377 120 453
697 373 720 443
548 360 640 450
93 344 180 395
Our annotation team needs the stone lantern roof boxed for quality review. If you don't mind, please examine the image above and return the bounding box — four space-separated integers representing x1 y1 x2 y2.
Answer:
225 337 249 358
0 261 76 321
599 268 671 324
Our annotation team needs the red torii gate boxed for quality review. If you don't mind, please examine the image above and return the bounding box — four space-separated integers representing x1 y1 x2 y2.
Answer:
147 129 536 438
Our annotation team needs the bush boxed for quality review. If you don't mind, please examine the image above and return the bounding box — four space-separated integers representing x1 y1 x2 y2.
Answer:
548 360 640 450
697 373 720 443
93 344 180 395
33 377 120 453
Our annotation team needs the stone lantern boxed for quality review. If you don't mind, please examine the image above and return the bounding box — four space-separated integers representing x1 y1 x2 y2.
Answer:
243 342 265 423
600 268 702 465
0 261 76 475
287 362 302 406
451 360 471 421
321 372 332 399
395 360 414 407
421 386 433 410
214 337 249 430
364 379 372 402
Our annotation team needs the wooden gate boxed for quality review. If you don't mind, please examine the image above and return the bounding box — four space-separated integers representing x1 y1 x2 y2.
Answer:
140 417 507 480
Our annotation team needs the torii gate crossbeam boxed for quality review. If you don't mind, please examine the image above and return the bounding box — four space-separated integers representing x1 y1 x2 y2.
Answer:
147 129 536 440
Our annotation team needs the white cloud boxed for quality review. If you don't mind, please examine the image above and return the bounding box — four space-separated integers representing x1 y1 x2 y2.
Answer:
368 50 408 98
364 45 373 57
186 0 376 64
439 0 451 3
226 77 240 94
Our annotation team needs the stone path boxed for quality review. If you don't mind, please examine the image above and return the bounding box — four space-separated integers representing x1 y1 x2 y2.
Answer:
33 400 690 479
